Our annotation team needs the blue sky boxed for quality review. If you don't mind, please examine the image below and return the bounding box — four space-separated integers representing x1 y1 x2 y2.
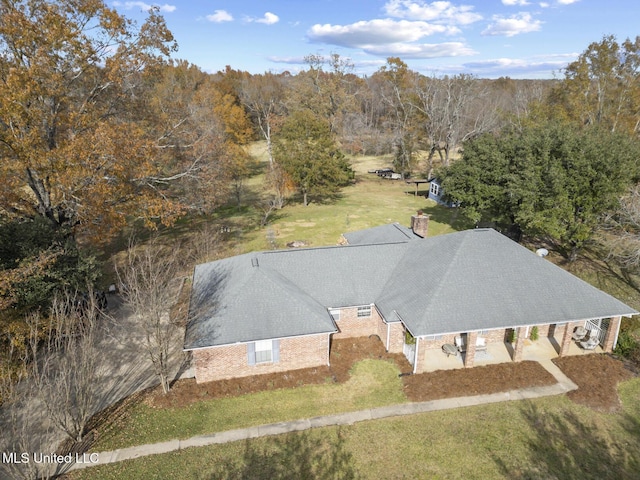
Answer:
111 0 639 78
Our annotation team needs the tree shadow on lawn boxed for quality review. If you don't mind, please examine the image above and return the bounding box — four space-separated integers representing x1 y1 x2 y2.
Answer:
420 204 472 232
207 429 359 480
556 242 640 307
492 402 640 480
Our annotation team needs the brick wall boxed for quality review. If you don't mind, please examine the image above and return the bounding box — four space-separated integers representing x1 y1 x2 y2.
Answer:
419 333 458 350
387 322 405 353
192 333 330 383
603 316 621 353
559 322 576 356
332 305 379 339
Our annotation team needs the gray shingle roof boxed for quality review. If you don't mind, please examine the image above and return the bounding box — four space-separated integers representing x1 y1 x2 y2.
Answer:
185 228 637 350
343 223 418 245
184 253 339 349
376 229 638 335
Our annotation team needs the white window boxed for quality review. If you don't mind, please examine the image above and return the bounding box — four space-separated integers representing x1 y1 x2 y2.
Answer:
425 334 443 341
329 309 341 321
430 182 440 196
357 306 372 318
254 339 273 363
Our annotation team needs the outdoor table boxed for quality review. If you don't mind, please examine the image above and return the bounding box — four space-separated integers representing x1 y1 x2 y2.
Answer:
442 343 458 357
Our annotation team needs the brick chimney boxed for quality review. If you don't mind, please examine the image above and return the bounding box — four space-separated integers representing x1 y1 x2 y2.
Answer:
411 210 429 238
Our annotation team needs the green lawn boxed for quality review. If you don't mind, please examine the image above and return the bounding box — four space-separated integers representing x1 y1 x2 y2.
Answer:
91 359 406 452
166 147 472 255
68 378 640 480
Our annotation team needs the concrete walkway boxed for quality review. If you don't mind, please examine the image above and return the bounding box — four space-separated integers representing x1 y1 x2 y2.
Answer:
67 359 578 473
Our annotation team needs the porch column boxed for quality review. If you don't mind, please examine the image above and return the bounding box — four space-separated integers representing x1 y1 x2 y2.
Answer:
464 332 477 368
512 327 527 362
559 322 576 356
413 337 426 374
602 316 622 353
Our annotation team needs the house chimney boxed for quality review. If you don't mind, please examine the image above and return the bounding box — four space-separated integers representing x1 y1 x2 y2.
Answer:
411 210 429 238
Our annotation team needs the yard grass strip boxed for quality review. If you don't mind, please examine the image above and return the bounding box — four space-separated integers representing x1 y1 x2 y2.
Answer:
91 359 406 452
68 378 640 480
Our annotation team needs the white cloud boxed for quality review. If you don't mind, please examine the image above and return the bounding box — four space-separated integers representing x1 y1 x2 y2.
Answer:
383 0 482 25
558 0 580 4
502 0 530 5
257 12 279 25
268 55 386 71
462 56 571 77
268 56 308 65
539 2 550 6
206 10 233 23
308 19 459 48
364 41 477 58
482 13 542 37
113 1 176 12
246 12 280 25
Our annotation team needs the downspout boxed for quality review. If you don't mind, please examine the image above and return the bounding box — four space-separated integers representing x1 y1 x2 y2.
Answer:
413 337 420 375
386 322 390 351
327 333 331 366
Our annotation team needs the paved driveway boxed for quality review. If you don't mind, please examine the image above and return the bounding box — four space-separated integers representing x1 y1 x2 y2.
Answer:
0 293 189 478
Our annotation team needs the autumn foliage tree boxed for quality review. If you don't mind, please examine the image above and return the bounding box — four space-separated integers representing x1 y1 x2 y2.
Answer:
0 0 183 240
142 61 253 213
549 35 640 135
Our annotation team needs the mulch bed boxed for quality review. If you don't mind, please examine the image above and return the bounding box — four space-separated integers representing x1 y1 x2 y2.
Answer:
147 336 412 409
402 361 556 402
136 338 637 414
553 354 635 412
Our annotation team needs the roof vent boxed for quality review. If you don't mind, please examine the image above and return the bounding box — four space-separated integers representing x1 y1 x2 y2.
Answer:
251 257 259 267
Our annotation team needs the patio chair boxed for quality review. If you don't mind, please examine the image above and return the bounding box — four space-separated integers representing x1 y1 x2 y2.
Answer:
572 326 588 341
579 329 599 350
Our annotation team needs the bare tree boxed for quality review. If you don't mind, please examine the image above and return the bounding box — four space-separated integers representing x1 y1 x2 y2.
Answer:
241 73 291 209
0 295 102 479
116 240 184 394
0 325 54 480
0 379 57 480
29 293 103 443
605 185 640 273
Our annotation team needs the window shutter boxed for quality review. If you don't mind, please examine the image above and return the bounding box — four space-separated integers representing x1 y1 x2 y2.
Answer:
247 342 256 365
272 339 280 363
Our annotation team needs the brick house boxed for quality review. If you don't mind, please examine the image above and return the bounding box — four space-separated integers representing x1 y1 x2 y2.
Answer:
184 215 637 383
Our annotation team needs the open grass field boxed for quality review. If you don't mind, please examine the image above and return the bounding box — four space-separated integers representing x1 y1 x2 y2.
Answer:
164 143 472 256
66 378 640 480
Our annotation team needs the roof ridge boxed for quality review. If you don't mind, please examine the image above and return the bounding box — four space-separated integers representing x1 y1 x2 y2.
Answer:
391 222 414 240
413 231 471 318
258 264 328 310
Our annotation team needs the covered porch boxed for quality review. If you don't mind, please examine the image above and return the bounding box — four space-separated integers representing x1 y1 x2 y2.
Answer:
421 335 605 373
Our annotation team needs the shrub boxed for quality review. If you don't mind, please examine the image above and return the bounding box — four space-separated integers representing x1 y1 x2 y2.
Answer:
530 326 539 341
614 330 639 358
